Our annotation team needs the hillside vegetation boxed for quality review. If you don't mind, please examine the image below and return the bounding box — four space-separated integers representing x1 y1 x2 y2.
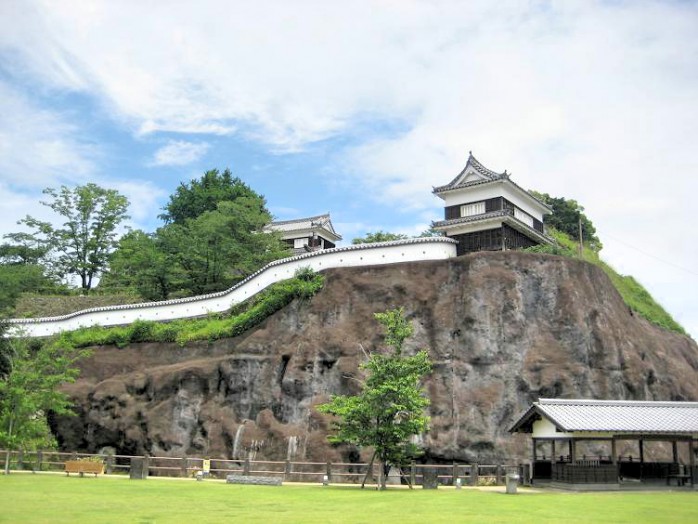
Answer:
50 270 324 350
526 229 686 335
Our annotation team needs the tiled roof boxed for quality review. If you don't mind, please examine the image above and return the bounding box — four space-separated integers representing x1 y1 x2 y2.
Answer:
433 152 508 194
432 210 553 244
266 213 341 239
510 398 698 434
432 153 552 213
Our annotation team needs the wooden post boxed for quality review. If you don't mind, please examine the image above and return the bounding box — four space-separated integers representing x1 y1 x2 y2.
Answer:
551 440 556 463
410 461 416 487
106 453 114 475
672 441 678 464
611 439 617 465
284 460 291 480
452 463 458 485
326 460 332 483
36 451 42 473
180 457 188 477
689 439 695 487
243 458 250 476
496 464 504 485
570 440 577 464
17 450 24 471
470 463 479 486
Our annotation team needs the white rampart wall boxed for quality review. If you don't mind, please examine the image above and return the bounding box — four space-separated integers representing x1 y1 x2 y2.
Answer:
7 238 457 338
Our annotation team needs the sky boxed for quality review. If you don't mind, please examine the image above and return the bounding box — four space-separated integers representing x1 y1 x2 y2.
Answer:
0 0 696 339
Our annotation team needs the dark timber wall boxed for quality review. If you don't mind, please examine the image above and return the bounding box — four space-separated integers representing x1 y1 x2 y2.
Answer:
451 224 538 256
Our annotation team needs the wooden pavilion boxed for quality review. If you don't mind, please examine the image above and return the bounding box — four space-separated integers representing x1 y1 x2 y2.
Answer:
510 398 698 489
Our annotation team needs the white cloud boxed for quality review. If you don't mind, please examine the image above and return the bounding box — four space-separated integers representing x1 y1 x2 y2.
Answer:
151 140 210 167
0 81 97 187
2 0 697 337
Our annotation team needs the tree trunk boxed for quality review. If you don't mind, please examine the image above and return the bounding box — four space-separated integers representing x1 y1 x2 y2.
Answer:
361 451 376 489
378 459 386 490
3 417 13 475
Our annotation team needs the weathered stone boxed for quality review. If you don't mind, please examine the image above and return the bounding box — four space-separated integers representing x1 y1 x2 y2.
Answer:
51 253 698 466
226 474 282 486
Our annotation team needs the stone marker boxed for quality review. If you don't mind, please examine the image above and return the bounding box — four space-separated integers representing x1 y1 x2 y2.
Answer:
226 474 282 486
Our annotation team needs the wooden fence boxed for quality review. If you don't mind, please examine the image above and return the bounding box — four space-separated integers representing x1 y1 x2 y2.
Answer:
0 449 515 486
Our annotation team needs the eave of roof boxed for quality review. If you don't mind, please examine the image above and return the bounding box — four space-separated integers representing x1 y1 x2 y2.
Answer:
432 211 553 245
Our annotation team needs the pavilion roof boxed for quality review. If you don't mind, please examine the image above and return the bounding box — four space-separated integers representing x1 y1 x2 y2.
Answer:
509 398 698 434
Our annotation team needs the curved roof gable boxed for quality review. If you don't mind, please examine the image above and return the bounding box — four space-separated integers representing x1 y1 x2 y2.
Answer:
433 152 509 194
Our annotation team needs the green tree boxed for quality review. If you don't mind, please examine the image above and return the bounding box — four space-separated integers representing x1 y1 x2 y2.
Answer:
10 184 130 292
531 191 602 251
101 229 184 301
165 198 289 295
317 308 431 490
160 168 261 224
351 231 409 244
0 329 89 474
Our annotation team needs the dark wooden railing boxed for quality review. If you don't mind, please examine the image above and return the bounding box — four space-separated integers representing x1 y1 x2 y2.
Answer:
0 449 514 486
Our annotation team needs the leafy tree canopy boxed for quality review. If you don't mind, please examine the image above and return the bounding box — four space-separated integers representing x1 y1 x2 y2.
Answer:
103 172 289 298
352 231 409 244
7 184 130 292
159 168 262 224
317 307 431 490
0 329 89 474
531 191 602 251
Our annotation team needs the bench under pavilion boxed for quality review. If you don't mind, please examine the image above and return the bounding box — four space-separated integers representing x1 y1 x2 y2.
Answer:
509 398 698 489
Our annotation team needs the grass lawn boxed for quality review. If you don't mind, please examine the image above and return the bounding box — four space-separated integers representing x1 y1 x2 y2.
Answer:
0 474 696 523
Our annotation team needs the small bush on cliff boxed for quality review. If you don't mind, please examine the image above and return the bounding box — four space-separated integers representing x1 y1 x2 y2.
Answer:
58 271 324 349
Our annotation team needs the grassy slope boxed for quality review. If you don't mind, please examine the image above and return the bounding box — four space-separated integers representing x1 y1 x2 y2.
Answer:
0 474 696 524
51 272 324 349
529 230 686 336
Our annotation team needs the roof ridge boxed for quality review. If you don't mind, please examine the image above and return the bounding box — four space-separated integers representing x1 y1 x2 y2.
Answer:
538 398 698 407
270 213 331 226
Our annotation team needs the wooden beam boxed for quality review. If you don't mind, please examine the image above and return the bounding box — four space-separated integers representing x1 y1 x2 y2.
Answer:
611 438 617 465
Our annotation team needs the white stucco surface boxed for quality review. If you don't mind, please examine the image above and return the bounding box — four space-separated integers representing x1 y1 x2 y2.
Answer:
7 238 457 338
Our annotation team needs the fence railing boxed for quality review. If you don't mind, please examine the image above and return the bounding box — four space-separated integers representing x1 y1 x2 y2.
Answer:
0 449 517 486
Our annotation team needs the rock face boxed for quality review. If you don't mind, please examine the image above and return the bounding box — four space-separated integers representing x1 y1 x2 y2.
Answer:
53 252 698 464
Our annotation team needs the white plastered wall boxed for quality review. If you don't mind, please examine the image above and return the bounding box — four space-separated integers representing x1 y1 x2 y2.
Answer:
7 238 457 338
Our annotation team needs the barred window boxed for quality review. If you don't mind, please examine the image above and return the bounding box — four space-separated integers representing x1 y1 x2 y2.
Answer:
460 201 485 217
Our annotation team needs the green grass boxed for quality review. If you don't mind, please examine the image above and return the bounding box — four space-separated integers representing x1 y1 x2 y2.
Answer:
526 229 686 336
0 474 696 523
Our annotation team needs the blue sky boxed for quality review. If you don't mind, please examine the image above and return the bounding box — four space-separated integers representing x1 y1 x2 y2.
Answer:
1 0 697 339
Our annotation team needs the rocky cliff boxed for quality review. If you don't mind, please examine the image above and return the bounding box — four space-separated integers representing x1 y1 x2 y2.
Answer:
52 252 698 463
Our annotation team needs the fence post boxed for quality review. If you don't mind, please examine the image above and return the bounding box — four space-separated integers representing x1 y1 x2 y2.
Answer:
452 463 458 486
326 460 332 483
243 458 250 476
181 457 188 477
284 460 291 480
410 461 416 486
36 451 43 473
496 464 504 485
17 450 24 471
470 463 479 486
105 451 114 475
